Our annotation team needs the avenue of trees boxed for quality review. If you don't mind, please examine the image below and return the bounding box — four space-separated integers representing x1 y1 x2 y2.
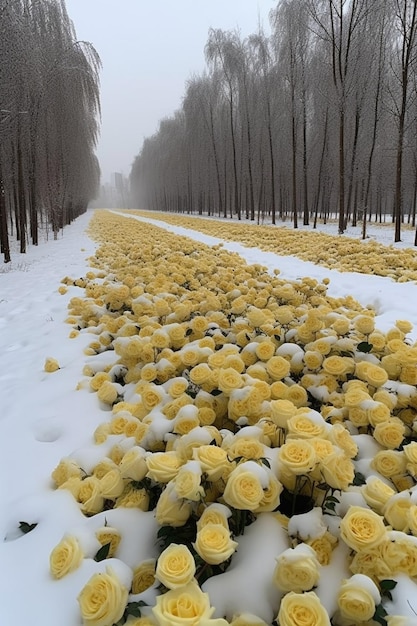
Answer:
130 0 417 243
0 0 101 262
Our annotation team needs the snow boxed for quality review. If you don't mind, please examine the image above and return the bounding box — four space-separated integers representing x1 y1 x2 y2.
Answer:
1 208 417 625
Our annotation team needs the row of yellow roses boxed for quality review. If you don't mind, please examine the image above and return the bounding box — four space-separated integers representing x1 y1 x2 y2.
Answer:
126 209 417 283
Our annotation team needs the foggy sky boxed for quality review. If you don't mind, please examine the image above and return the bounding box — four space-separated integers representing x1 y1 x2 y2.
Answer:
64 0 274 185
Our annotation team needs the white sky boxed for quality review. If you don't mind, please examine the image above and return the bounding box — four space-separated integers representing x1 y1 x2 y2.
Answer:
64 0 275 184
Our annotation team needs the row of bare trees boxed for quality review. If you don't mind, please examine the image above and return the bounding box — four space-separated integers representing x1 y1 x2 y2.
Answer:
0 0 101 262
130 0 417 242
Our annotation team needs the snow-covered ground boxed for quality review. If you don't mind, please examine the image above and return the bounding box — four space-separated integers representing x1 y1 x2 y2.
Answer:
1 209 417 625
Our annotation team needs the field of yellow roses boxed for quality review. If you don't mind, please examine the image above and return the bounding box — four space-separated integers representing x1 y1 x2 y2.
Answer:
49 210 417 626
126 210 417 283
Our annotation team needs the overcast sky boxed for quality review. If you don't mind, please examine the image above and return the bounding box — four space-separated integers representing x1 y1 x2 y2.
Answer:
64 0 275 184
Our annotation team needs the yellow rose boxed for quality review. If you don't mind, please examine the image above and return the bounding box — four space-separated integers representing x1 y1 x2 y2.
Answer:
51 458 82 487
167 377 189 398
78 476 105 515
173 462 205 501
273 544 321 593
380 532 417 577
365 363 389 388
99 468 125 499
407 505 417 536
226 437 265 461
155 482 193 527
322 355 349 377
193 445 231 482
217 367 244 394
354 315 375 335
395 319 413 334
115 484 149 510
320 451 355 491
383 493 411 532
370 450 406 478
278 440 317 475
95 527 121 559
286 385 308 408
222 461 265 511
97 381 119 405
189 363 213 385
152 580 214 626
340 506 387 552
337 574 380 622
265 356 290 380
50 535 83 579
361 477 395 514
131 559 156 594
141 383 164 411
119 447 148 481
254 473 283 513
373 418 405 449
78 566 129 626
196 503 231 531
276 591 330 626
307 532 338 566
174 406 200 435
287 414 327 440
327 423 358 458
44 357 60 373
366 401 391 427
146 451 183 483
155 543 196 589
194 523 238 565
270 399 297 428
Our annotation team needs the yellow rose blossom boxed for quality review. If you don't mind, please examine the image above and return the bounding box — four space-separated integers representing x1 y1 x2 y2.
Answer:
276 591 330 626
222 461 265 511
286 384 308 408
229 614 268 626
254 473 283 513
115 485 149 510
77 566 129 626
328 423 358 458
371 449 407 478
119 447 148 481
95 527 122 559
383 493 411 532
321 451 355 491
361 477 395 514
278 440 317 475
141 383 164 411
99 468 125 499
273 544 321 593
50 535 83 579
366 401 391 427
51 458 82 487
78 476 105 515
218 367 244 393
337 574 380 622
265 355 291 380
354 315 375 335
152 580 214 626
155 482 193 527
198 406 217 426
287 414 327 440
340 506 387 552
194 523 238 565
155 543 196 589
255 340 276 361
173 462 205 501
131 559 156 594
307 531 338 566
189 363 213 385
322 355 348 377
226 437 265 461
303 350 323 371
373 418 405 449
97 381 119 405
44 357 60 373
396 319 413 334
193 445 230 482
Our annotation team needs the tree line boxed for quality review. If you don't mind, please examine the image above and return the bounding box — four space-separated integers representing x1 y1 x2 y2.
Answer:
130 0 417 243
0 0 101 262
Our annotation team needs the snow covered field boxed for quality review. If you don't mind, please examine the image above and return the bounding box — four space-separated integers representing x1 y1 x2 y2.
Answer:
1 209 417 625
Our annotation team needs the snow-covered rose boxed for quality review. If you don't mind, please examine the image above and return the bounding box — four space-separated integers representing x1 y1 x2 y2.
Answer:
222 462 265 511
276 591 330 626
337 574 381 622
193 523 238 565
155 482 192 527
152 580 214 626
273 544 320 593
77 566 129 626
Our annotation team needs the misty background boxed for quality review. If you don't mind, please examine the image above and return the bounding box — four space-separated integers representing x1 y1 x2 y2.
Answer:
65 0 274 185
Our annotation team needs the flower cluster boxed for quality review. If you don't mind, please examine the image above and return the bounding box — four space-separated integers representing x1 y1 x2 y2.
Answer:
49 210 417 626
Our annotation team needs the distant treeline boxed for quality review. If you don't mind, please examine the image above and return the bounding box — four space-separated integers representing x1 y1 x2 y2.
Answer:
130 0 417 243
0 0 101 262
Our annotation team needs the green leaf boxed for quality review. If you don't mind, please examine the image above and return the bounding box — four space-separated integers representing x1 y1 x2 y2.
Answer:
373 603 388 626
210 389 222 396
352 471 366 486
380 579 397 591
260 457 271 469
125 601 147 617
357 341 373 353
19 521 37 534
94 542 111 562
